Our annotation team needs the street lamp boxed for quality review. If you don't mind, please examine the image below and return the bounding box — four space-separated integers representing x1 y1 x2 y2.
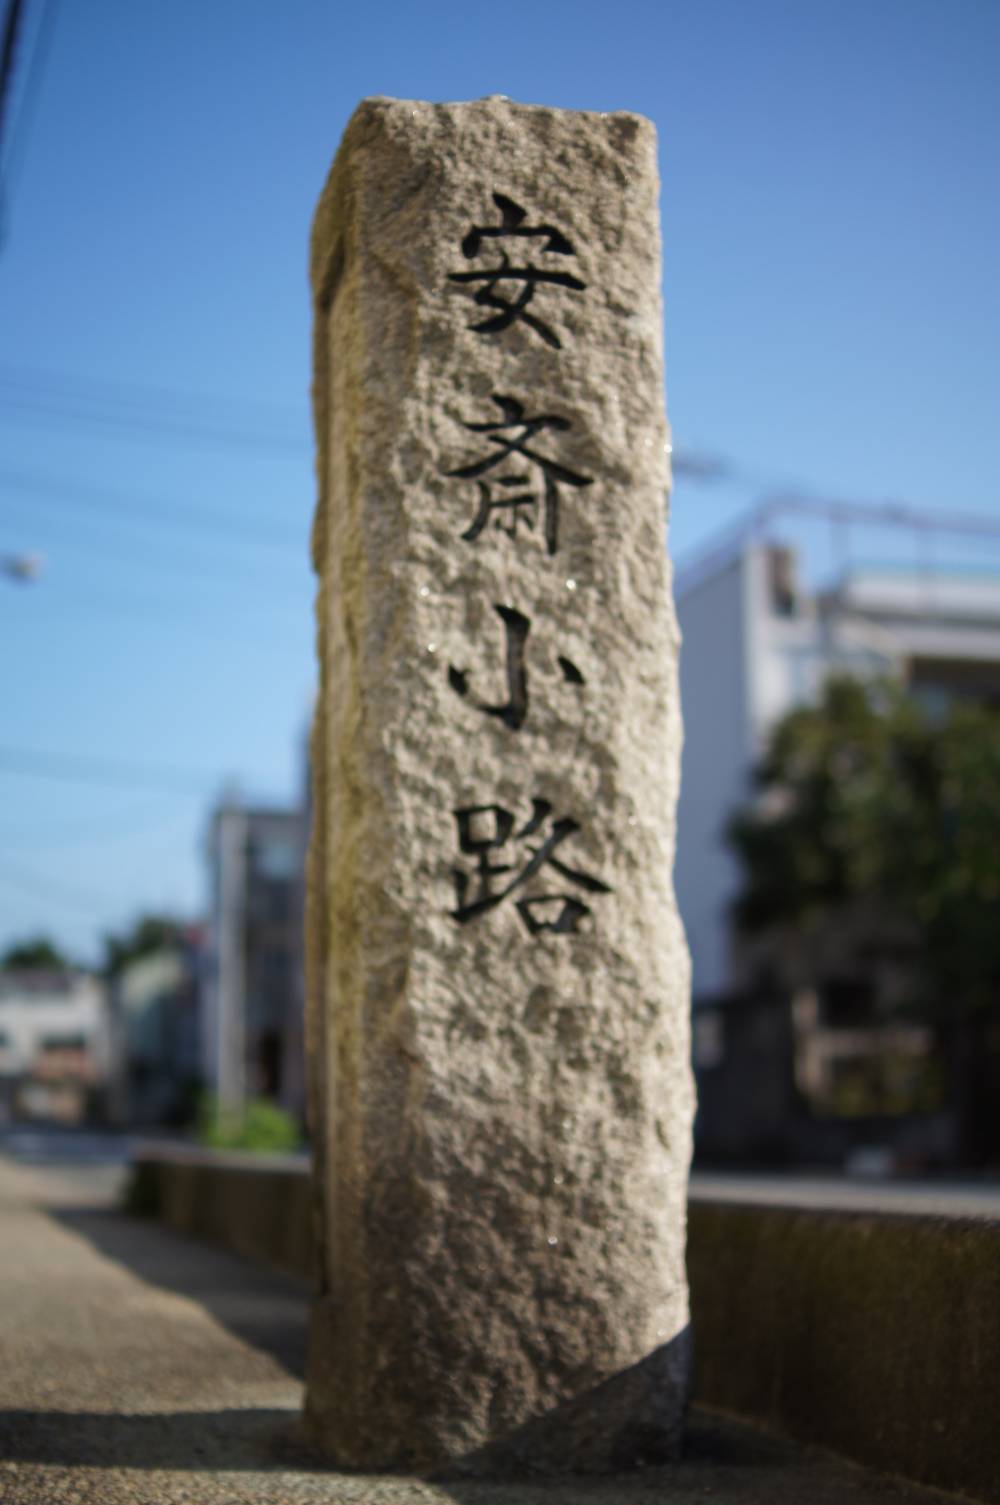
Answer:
1 552 43 582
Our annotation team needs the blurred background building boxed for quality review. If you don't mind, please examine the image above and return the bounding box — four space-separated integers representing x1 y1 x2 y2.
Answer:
677 499 1000 1169
106 925 203 1128
202 797 307 1122
0 966 109 1125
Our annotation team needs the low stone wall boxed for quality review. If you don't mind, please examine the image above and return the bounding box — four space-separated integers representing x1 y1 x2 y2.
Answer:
690 1199 1000 1504
126 1152 1000 1504
125 1148 315 1283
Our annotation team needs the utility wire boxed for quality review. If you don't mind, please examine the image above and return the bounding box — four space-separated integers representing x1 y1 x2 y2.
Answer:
0 577 310 635
0 794 190 843
9 507 308 595
0 389 309 451
0 464 306 550
0 855 122 916
0 362 305 429
0 362 309 451
7 811 194 851
0 744 220 793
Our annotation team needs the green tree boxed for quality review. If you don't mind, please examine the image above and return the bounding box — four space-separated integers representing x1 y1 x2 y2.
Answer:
727 676 1000 1161
103 914 184 977
1 936 71 970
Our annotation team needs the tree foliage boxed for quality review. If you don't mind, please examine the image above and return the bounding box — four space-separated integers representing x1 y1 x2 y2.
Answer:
103 914 185 977
0 936 71 971
727 676 1000 1023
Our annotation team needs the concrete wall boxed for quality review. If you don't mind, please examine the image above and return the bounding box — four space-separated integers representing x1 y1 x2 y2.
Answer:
689 1199 1000 1505
126 1149 314 1280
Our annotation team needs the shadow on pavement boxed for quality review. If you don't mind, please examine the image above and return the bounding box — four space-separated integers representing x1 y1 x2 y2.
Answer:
48 1204 310 1381
0 1407 312 1472
0 1404 801 1481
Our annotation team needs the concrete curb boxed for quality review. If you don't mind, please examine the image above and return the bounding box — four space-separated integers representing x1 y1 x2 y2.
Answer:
126 1155 1000 1504
126 1152 316 1283
689 1199 1000 1504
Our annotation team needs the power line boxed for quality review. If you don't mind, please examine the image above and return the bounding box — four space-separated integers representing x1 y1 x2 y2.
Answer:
0 464 306 551
0 463 314 616
758 491 1000 543
6 504 308 595
0 743 221 794
0 568 184 621
7 812 193 851
0 389 310 451
0 364 310 452
0 362 305 429
0 577 310 635
674 491 1000 595
0 855 121 916
0 795 190 845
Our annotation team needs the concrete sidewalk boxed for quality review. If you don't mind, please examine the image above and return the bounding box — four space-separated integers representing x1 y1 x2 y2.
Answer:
0 1156 969 1505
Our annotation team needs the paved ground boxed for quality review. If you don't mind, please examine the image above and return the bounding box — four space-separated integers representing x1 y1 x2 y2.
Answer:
0 1152 974 1505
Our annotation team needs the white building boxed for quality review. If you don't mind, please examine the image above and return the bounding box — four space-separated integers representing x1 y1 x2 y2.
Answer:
0 970 110 1123
675 503 1000 1008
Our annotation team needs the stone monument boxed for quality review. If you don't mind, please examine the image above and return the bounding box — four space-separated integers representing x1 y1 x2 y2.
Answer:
305 95 693 1473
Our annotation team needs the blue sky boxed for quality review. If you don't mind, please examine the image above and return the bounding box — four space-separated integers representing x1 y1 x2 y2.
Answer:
1 0 997 961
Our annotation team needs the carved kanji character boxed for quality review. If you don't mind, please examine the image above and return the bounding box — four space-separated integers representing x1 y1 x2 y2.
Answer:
448 192 585 348
448 395 592 556
448 604 584 732
450 799 611 933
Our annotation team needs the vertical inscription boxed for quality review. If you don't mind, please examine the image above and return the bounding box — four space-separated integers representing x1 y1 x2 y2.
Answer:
442 197 610 932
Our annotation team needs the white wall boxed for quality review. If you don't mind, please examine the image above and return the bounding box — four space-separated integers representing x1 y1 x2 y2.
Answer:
675 553 753 1000
0 973 108 1077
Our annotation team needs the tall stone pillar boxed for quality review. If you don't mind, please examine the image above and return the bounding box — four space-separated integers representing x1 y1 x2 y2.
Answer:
305 95 693 1474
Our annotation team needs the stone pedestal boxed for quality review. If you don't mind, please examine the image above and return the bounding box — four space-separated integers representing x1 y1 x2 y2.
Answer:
304 95 693 1473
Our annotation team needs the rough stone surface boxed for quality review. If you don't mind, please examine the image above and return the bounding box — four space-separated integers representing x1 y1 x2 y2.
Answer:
305 95 694 1473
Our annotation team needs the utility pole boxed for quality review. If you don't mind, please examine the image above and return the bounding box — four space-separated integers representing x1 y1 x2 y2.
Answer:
0 0 27 162
212 803 247 1114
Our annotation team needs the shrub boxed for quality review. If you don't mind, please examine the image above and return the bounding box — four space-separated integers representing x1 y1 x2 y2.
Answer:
198 1094 301 1154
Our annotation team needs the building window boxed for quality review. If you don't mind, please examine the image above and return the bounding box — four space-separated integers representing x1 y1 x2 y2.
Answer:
693 1011 725 1070
251 836 300 882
